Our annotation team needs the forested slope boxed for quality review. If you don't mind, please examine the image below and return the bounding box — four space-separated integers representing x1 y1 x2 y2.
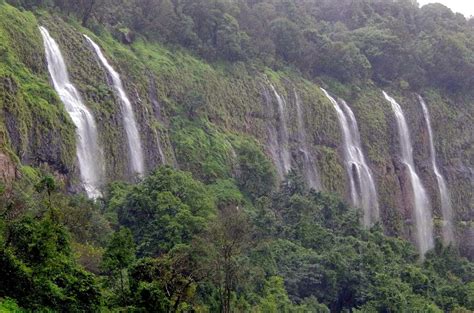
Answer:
0 0 473 311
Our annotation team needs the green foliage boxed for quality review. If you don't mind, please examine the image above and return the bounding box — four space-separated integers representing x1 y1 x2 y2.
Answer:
110 166 215 256
11 0 474 94
171 119 234 182
257 276 294 312
102 227 135 274
0 1 473 312
128 248 198 312
102 227 135 305
0 214 101 311
0 298 25 312
208 179 245 206
270 18 302 63
250 172 470 312
1 166 473 312
0 174 106 311
0 4 76 173
233 137 276 200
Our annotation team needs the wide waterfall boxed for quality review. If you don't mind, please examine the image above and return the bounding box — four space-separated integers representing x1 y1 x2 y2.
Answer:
295 92 321 191
419 96 455 244
321 88 379 226
270 85 291 174
40 27 105 198
383 91 434 256
84 35 145 176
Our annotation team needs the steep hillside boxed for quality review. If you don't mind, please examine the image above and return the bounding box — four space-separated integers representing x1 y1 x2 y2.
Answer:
0 5 76 181
0 0 473 311
2 3 471 254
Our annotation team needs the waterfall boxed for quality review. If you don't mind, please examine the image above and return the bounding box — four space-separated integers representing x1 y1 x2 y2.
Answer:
39 27 104 198
321 88 379 226
383 91 434 256
84 35 145 177
262 85 292 179
262 87 284 178
294 92 322 191
418 96 455 245
148 75 167 165
270 85 291 174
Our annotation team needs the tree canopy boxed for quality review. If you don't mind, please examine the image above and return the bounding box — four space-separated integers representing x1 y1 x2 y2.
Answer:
8 0 474 94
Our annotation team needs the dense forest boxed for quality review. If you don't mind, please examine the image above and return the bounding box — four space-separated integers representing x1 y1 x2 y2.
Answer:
0 0 473 312
8 0 474 92
1 168 473 312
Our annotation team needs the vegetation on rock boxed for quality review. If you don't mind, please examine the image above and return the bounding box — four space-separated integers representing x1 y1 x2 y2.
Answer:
0 0 473 311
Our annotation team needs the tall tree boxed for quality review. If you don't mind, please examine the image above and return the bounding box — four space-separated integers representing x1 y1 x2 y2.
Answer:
102 227 136 304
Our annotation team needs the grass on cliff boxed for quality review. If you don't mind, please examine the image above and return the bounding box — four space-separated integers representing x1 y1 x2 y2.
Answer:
0 3 76 172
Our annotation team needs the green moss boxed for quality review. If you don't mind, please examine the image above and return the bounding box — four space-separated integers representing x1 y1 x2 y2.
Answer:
19 165 39 182
0 4 76 173
171 118 234 183
317 146 345 194
352 85 391 163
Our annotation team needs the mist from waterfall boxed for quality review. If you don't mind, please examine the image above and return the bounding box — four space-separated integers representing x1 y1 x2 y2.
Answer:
40 27 105 198
383 91 434 256
84 35 145 177
418 96 455 245
321 88 379 226
294 92 322 191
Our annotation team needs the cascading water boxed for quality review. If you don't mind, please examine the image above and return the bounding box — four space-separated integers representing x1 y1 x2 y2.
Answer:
270 85 292 174
418 96 455 244
294 92 321 191
321 88 379 226
84 35 145 176
40 27 105 198
383 91 434 256
262 84 292 179
148 75 167 165
263 87 285 178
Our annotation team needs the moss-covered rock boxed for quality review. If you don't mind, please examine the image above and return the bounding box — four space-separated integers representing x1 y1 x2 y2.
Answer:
0 4 76 180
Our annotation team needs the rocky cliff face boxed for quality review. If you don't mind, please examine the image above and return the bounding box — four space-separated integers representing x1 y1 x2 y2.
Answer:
0 5 472 258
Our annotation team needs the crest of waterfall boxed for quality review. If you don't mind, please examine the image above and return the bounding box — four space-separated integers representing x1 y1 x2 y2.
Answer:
321 88 379 226
84 35 145 177
269 85 291 174
40 27 105 198
418 96 455 245
294 92 322 191
383 91 434 256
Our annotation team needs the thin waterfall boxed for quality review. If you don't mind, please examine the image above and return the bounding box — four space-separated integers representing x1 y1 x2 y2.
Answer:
321 88 379 226
148 75 167 165
263 87 285 178
418 95 455 244
39 27 105 198
294 91 322 191
383 91 434 256
84 35 145 177
270 85 291 174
